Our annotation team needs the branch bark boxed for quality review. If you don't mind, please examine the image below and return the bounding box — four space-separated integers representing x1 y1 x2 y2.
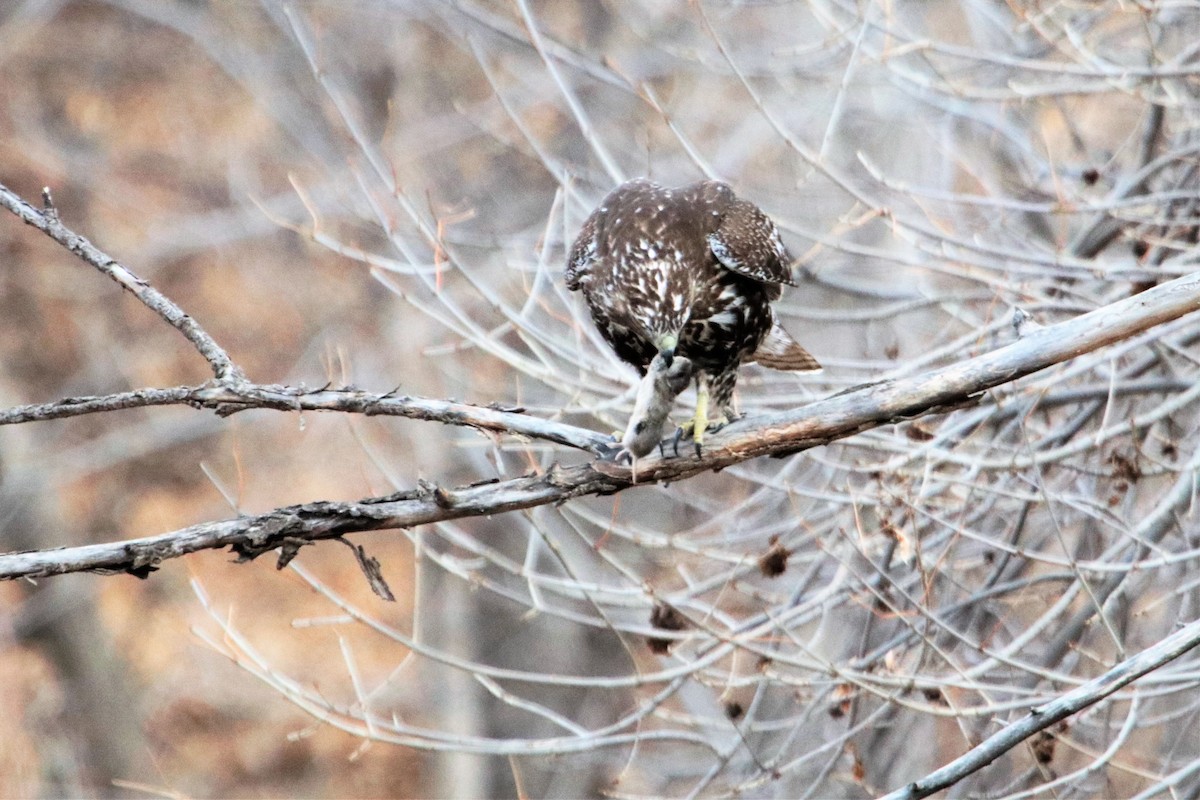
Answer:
3 268 1200 581
0 181 242 381
880 614 1200 800
0 382 611 453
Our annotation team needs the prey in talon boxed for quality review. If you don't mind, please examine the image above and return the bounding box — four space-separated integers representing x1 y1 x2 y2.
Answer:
616 353 693 481
567 178 821 458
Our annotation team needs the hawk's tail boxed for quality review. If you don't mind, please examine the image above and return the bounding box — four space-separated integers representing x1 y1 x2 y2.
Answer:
752 317 821 372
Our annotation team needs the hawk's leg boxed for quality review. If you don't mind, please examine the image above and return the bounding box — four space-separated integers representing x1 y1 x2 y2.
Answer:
689 380 711 456
706 367 738 426
673 370 737 457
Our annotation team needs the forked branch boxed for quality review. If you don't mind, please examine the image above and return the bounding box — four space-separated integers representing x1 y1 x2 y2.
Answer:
1 264 1199 580
3 181 1200 583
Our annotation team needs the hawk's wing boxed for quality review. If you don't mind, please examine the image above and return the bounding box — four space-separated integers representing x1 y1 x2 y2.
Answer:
564 209 597 291
707 199 795 286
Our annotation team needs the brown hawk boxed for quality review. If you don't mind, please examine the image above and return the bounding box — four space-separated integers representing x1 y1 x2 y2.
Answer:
566 178 820 451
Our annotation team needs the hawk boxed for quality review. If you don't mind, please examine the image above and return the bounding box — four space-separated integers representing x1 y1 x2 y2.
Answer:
566 178 820 451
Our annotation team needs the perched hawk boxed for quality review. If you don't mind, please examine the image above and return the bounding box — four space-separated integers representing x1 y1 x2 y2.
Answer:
566 178 819 450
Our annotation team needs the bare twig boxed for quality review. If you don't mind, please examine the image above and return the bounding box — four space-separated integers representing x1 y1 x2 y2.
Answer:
0 180 243 381
0 382 611 453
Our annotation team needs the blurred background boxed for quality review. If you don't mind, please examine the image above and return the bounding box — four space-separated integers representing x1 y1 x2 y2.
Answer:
1 1 1199 797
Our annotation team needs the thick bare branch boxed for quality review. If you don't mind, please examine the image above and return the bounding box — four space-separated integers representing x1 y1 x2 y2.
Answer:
0 466 620 581
4 268 1200 581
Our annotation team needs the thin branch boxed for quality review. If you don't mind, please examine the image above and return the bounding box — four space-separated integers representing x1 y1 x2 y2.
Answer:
0 180 243 381
880 617 1200 800
0 180 611 453
4 267 1200 581
0 382 611 453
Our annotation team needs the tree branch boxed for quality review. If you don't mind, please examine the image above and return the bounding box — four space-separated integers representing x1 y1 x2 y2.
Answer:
0 181 610 454
0 382 611 453
0 181 243 381
880 614 1200 800
3 268 1200 581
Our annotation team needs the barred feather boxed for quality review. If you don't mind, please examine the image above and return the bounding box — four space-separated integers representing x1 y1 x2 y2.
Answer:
566 178 816 416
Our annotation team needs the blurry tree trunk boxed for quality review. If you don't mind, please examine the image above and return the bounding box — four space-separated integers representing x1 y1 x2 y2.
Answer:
426 564 490 799
2 437 148 797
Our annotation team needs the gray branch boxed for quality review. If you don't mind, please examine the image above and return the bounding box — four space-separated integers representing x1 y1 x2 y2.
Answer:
0 382 611 453
0 180 242 381
3 267 1200 581
880 614 1200 800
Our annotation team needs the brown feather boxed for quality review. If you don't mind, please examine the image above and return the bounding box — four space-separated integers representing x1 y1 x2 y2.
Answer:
752 318 822 371
566 178 818 418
